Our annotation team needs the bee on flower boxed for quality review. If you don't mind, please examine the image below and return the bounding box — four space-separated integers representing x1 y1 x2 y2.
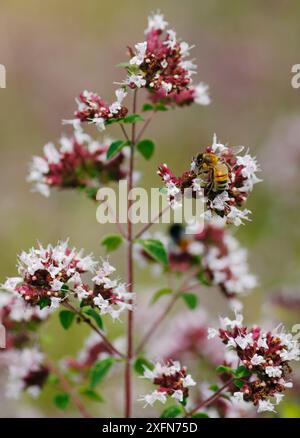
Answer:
139 360 196 406
158 134 261 225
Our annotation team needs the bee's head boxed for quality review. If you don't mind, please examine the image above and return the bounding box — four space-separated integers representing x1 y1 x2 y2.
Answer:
202 153 218 165
169 223 185 244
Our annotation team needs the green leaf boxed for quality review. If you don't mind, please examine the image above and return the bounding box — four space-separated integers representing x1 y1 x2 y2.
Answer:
59 310 75 330
53 393 70 410
192 412 210 418
197 269 211 286
142 103 154 112
181 293 198 310
136 139 155 160
154 103 169 111
39 297 50 310
234 365 251 378
151 288 172 305
84 186 98 200
137 239 168 266
90 358 115 389
107 140 130 160
82 306 104 330
101 234 123 252
160 405 182 418
123 114 144 124
134 357 154 375
47 373 59 385
159 187 168 195
116 62 130 68
142 103 168 112
216 365 234 374
79 388 103 403
233 379 245 389
209 384 219 392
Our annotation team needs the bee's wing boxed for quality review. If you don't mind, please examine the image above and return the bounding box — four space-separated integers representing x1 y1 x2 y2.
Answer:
231 145 245 154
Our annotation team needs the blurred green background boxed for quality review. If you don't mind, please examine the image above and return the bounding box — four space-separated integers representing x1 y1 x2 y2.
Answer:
0 0 300 417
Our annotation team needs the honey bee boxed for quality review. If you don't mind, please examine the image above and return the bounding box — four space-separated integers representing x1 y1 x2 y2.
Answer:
169 224 190 251
193 152 229 192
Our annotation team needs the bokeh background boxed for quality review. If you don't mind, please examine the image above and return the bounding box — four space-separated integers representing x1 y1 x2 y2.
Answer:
0 0 300 417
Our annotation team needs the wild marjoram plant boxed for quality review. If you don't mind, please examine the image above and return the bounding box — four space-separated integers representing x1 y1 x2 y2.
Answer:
1 12 299 418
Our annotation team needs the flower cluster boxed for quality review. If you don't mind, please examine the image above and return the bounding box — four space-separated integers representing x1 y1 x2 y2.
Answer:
1 240 97 309
0 292 50 350
208 313 300 413
139 360 196 406
124 12 210 107
27 129 127 198
75 260 134 320
135 221 256 300
67 89 128 132
5 347 49 399
158 134 261 225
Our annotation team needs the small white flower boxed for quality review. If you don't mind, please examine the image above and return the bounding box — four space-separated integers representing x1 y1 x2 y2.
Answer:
274 393 284 405
232 391 244 403
161 59 168 69
164 30 177 50
180 41 195 58
130 42 147 66
251 354 265 365
59 136 74 153
126 74 146 88
235 333 253 350
62 118 82 130
172 390 183 402
43 142 60 164
90 117 106 131
220 311 244 329
257 400 276 413
50 279 64 292
211 191 229 211
1 277 22 292
207 327 218 339
161 81 173 94
139 390 167 407
182 375 196 387
145 12 168 33
50 297 61 310
193 82 211 106
227 207 252 226
265 366 282 378
180 59 197 76
257 336 269 349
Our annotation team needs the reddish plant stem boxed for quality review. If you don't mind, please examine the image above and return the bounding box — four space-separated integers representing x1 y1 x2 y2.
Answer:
120 123 130 142
135 111 155 144
135 290 181 355
46 358 93 418
135 268 201 354
134 205 170 240
186 378 234 417
63 301 124 358
124 88 137 418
